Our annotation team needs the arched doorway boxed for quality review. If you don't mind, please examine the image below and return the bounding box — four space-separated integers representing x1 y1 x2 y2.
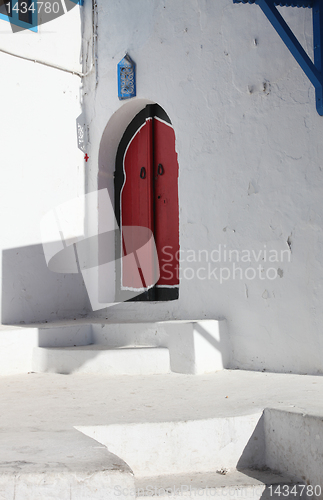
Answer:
115 103 179 302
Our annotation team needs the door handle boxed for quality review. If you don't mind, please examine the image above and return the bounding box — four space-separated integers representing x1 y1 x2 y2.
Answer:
140 167 146 179
157 164 164 175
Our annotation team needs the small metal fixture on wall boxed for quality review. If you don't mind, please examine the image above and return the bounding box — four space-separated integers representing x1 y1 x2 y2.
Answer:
233 0 323 116
117 54 136 100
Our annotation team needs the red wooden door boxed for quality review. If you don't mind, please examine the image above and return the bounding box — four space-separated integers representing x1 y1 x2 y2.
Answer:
115 104 179 301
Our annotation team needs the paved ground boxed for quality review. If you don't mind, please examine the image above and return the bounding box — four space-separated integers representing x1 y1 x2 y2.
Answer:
1 369 323 428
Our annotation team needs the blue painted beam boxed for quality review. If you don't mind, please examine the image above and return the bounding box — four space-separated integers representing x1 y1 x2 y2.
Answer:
313 0 323 113
233 0 323 115
257 0 322 88
233 0 314 6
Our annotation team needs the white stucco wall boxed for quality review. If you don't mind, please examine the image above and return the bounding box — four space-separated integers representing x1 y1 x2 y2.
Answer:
1 0 322 376
83 0 323 375
0 3 91 323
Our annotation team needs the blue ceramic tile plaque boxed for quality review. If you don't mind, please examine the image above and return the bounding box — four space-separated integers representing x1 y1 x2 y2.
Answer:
117 54 136 100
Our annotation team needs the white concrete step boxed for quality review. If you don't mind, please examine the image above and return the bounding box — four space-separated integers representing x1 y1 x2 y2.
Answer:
32 345 170 375
91 320 230 374
0 429 134 500
75 413 265 477
0 319 229 375
0 371 322 498
135 470 307 500
264 409 323 497
0 323 92 375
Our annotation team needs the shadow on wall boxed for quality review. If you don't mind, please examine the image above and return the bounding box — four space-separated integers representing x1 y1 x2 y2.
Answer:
195 320 231 369
2 243 91 325
237 413 266 471
235 414 276 499
160 320 232 374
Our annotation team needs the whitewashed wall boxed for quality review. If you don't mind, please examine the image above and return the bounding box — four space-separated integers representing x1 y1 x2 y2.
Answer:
0 5 90 323
84 0 323 375
1 0 322 376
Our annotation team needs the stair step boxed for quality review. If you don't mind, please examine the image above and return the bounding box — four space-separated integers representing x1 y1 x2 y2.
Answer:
75 413 265 476
91 320 229 374
32 345 170 375
0 429 134 500
0 319 228 375
135 470 306 500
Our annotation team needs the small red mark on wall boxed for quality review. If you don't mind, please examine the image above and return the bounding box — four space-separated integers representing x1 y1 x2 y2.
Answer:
84 154 89 162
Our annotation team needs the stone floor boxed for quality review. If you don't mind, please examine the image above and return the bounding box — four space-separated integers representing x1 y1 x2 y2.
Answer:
0 369 322 499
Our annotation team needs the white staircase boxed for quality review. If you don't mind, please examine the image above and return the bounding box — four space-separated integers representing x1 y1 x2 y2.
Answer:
0 323 319 499
75 413 266 477
75 412 308 500
33 345 170 375
0 319 230 376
